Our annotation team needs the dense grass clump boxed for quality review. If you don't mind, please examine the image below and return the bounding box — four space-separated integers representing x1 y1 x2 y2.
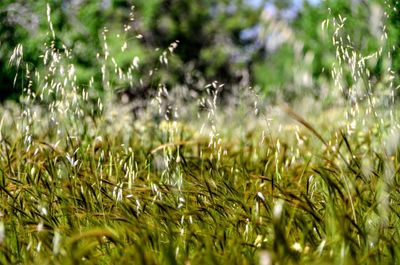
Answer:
1 3 399 265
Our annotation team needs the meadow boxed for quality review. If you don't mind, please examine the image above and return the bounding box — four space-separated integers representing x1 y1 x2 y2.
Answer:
0 3 399 265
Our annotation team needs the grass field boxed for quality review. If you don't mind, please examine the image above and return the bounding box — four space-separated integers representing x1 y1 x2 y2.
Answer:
0 94 399 264
1 4 399 264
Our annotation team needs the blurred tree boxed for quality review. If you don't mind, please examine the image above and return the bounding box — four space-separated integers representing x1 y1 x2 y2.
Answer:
129 0 264 97
0 0 398 103
0 0 265 102
0 0 43 100
0 0 107 100
294 0 399 97
251 0 399 101
384 0 400 77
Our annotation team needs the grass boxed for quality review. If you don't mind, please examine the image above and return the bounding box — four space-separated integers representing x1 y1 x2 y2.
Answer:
1 3 399 265
0 99 399 264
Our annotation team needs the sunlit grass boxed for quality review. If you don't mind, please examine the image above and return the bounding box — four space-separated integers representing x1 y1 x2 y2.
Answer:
0 100 398 264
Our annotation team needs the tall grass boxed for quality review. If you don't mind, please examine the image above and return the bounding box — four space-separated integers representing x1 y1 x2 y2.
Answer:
0 3 399 265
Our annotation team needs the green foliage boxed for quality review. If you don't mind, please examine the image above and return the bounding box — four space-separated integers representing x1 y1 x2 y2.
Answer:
253 44 295 96
132 0 263 88
1 0 399 102
251 0 399 100
0 0 264 102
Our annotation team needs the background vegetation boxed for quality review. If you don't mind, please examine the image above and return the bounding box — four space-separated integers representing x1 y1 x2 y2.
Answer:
1 0 398 101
